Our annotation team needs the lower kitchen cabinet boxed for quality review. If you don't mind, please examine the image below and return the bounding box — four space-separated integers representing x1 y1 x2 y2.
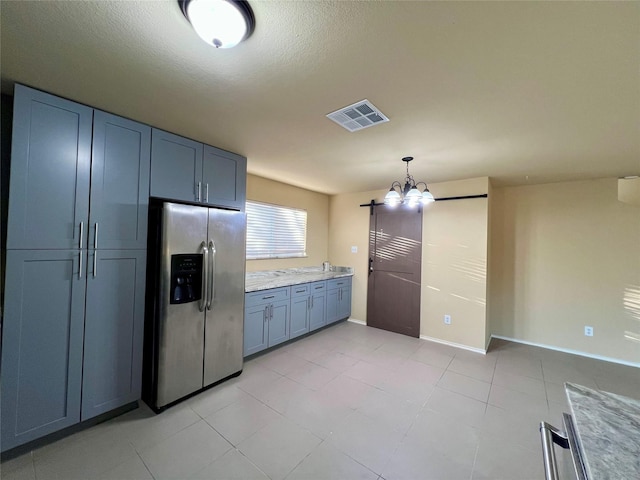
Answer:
309 281 327 332
0 249 146 451
289 281 329 338
244 277 351 357
244 303 269 356
327 277 352 324
243 287 290 356
267 300 290 347
290 284 311 339
81 250 146 421
1 250 86 450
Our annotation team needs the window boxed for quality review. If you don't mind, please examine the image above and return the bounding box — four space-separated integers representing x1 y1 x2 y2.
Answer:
246 201 307 259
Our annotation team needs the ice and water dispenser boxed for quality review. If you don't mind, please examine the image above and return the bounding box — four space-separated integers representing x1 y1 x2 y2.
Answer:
169 254 203 304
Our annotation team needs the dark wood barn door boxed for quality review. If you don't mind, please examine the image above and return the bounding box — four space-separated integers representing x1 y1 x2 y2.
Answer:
367 205 422 337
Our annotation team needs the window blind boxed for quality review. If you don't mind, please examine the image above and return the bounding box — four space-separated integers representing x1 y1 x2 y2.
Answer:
246 201 307 259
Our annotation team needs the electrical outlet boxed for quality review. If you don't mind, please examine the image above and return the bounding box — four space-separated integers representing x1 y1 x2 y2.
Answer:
444 315 451 325
351 246 358 253
584 326 594 337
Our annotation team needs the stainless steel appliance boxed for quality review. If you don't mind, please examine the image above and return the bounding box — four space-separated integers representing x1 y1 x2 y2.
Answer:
143 202 245 411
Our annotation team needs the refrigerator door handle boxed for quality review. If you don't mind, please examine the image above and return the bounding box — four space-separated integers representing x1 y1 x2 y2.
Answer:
207 240 216 310
199 241 208 312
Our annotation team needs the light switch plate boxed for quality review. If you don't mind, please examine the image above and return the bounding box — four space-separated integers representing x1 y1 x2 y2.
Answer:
351 246 358 253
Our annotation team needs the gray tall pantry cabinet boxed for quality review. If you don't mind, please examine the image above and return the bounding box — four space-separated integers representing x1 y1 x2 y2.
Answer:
1 85 150 452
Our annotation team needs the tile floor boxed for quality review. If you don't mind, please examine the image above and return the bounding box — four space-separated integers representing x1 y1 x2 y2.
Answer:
2 321 639 480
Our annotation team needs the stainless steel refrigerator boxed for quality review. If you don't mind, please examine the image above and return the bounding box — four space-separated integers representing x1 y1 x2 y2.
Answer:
143 202 245 411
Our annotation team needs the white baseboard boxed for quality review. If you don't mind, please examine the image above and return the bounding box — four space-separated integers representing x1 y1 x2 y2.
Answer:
346 319 487 354
419 335 487 355
347 318 366 326
490 335 640 368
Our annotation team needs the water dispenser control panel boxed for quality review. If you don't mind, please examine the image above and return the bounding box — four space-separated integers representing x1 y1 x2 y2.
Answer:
169 254 203 304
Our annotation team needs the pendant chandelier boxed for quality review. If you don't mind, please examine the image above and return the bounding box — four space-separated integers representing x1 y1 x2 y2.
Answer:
383 157 435 206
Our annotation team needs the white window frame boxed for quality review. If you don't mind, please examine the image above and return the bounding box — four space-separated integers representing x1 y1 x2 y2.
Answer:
245 200 307 260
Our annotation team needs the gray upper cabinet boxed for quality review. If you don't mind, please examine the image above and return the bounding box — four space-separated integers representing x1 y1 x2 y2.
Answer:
1 250 86 451
150 129 246 210
81 250 146 421
89 111 151 250
150 129 203 204
7 84 92 250
202 145 246 210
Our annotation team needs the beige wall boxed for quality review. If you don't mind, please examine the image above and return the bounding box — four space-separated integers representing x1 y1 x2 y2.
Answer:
246 174 329 272
328 189 383 322
329 178 490 351
489 178 640 364
421 178 489 350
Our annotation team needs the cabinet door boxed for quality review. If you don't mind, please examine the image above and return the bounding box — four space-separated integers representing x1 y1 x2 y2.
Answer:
326 288 339 325
202 145 246 210
89 111 151 250
81 250 146 421
338 285 352 320
1 250 86 452
309 290 327 331
7 84 92 250
150 129 203 203
268 300 290 347
244 302 268 356
290 295 310 339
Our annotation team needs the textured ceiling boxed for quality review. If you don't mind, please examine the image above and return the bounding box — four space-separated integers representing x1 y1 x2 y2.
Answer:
1 1 639 194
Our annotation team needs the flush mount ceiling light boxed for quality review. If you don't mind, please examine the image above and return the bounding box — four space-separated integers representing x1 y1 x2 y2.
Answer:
179 0 255 49
384 157 435 207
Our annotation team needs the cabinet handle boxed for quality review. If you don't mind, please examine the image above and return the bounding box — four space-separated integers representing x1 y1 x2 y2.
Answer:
93 251 97 278
311 296 314 308
263 295 275 300
196 182 202 202
79 251 83 279
270 304 273 318
296 289 306 293
79 221 84 249
307 298 310 310
205 183 209 203
264 306 268 323
94 223 98 249
315 285 323 289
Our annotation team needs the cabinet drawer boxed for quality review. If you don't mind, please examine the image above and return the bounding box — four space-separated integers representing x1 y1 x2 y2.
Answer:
327 277 352 290
291 284 310 297
246 287 290 305
310 281 326 292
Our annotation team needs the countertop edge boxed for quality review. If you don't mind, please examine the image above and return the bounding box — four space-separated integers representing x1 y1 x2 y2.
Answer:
245 270 354 293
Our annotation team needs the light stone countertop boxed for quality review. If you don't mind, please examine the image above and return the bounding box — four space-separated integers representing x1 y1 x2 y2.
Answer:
245 266 354 292
565 382 640 479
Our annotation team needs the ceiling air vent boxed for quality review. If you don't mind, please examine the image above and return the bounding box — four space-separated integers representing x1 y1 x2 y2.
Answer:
326 99 389 132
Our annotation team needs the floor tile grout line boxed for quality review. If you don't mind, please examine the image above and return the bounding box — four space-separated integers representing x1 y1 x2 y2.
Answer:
134 449 155 480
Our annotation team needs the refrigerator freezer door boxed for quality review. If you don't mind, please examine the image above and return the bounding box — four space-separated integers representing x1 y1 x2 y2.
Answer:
203 209 246 387
157 203 208 408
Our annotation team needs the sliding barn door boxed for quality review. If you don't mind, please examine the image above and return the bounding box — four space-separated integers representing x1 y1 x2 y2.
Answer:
367 205 422 337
